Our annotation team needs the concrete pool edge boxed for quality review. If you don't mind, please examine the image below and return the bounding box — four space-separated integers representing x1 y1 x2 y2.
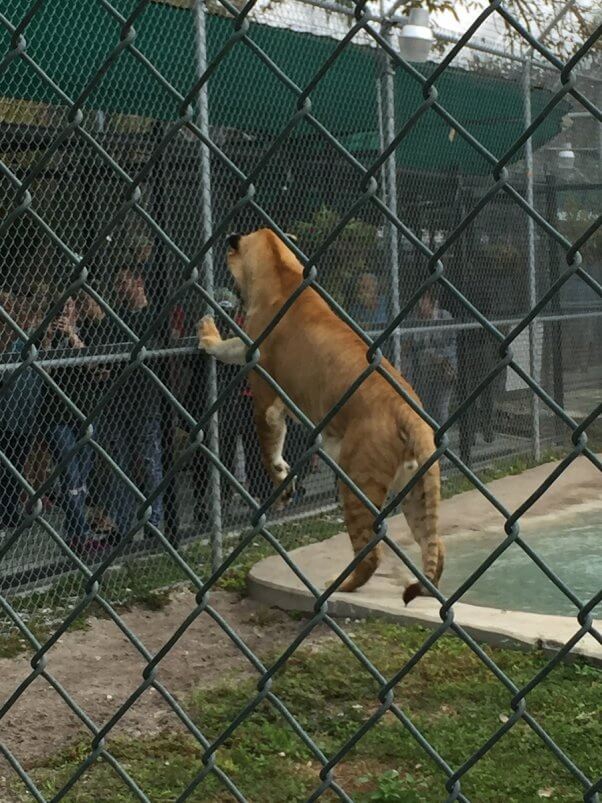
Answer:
248 570 602 664
248 456 602 664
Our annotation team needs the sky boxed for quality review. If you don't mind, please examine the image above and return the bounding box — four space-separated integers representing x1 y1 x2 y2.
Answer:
255 0 599 62
424 0 599 52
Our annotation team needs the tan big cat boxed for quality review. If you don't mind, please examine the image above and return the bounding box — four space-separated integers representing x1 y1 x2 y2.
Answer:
198 228 444 604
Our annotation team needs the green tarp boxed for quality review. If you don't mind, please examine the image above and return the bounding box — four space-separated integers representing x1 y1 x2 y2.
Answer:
0 0 567 175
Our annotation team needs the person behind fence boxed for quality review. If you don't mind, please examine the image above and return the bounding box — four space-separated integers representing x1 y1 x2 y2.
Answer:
75 291 116 536
349 271 388 331
103 260 164 543
187 288 272 523
405 285 457 427
40 295 104 556
0 290 46 533
458 281 497 464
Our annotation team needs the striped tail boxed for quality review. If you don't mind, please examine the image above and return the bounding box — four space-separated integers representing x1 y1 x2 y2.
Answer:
401 429 443 605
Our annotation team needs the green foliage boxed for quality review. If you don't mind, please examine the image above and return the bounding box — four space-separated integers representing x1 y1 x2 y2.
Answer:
557 193 602 263
359 770 424 802
13 620 600 802
293 206 381 303
0 514 342 655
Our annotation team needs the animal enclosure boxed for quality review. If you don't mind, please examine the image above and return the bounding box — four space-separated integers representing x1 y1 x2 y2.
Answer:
0 0 600 800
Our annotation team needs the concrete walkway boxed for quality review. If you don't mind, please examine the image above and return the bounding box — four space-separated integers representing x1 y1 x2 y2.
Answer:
249 456 602 663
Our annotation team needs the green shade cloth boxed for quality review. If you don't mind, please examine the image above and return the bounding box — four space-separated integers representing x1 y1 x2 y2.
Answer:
0 0 567 174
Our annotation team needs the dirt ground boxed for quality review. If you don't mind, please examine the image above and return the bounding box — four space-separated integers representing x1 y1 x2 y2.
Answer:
0 588 331 775
1 455 600 785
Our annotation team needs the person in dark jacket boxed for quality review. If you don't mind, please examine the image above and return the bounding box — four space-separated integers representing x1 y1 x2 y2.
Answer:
406 285 457 427
40 295 101 555
458 283 498 464
75 292 115 536
0 291 46 531
101 264 164 542
349 271 388 332
186 290 272 524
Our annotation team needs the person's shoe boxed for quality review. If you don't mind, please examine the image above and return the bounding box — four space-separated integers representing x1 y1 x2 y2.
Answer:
42 496 54 512
290 485 307 506
89 509 117 534
67 536 110 560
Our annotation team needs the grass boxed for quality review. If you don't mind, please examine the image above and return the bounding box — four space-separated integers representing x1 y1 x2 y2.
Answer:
0 514 342 657
10 620 601 802
0 441 592 657
440 447 564 500
215 514 342 594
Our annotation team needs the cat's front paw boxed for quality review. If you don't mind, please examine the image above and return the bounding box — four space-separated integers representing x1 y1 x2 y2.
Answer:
198 316 221 353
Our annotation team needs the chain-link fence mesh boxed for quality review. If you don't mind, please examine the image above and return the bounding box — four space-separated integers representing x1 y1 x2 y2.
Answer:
0 0 600 799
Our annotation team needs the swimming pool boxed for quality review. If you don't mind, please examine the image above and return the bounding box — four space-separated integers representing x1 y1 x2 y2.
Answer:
440 507 602 618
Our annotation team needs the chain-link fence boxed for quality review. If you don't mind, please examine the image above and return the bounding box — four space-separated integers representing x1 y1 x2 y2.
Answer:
0 0 600 799
0 0 599 607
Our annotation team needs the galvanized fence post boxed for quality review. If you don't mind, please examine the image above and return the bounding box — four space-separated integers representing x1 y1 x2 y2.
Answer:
378 39 402 369
522 56 541 461
544 172 565 442
599 84 602 168
193 0 223 569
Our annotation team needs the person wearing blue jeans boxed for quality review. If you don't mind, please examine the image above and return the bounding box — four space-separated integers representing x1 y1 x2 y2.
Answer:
0 431 34 529
105 413 163 540
0 292 46 530
45 421 95 544
405 286 457 427
41 296 102 556
105 263 163 543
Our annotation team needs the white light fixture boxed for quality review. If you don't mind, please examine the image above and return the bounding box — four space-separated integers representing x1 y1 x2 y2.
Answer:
398 8 433 64
558 143 575 171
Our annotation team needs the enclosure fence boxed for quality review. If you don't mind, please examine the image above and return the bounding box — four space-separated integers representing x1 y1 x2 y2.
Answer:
0 0 601 602
0 0 601 800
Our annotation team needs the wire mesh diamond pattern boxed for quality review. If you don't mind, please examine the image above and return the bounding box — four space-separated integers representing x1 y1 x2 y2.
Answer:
0 0 600 800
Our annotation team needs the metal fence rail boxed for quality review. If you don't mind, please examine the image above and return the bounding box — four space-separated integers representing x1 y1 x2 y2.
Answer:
0 0 601 800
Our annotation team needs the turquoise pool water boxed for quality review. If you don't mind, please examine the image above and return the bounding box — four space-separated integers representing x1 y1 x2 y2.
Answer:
440 508 601 618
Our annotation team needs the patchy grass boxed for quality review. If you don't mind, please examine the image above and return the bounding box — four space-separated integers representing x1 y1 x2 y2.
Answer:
0 629 33 660
11 620 600 802
0 610 94 660
0 514 342 657
441 448 564 500
0 440 592 657
215 514 342 595
2 435 597 657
